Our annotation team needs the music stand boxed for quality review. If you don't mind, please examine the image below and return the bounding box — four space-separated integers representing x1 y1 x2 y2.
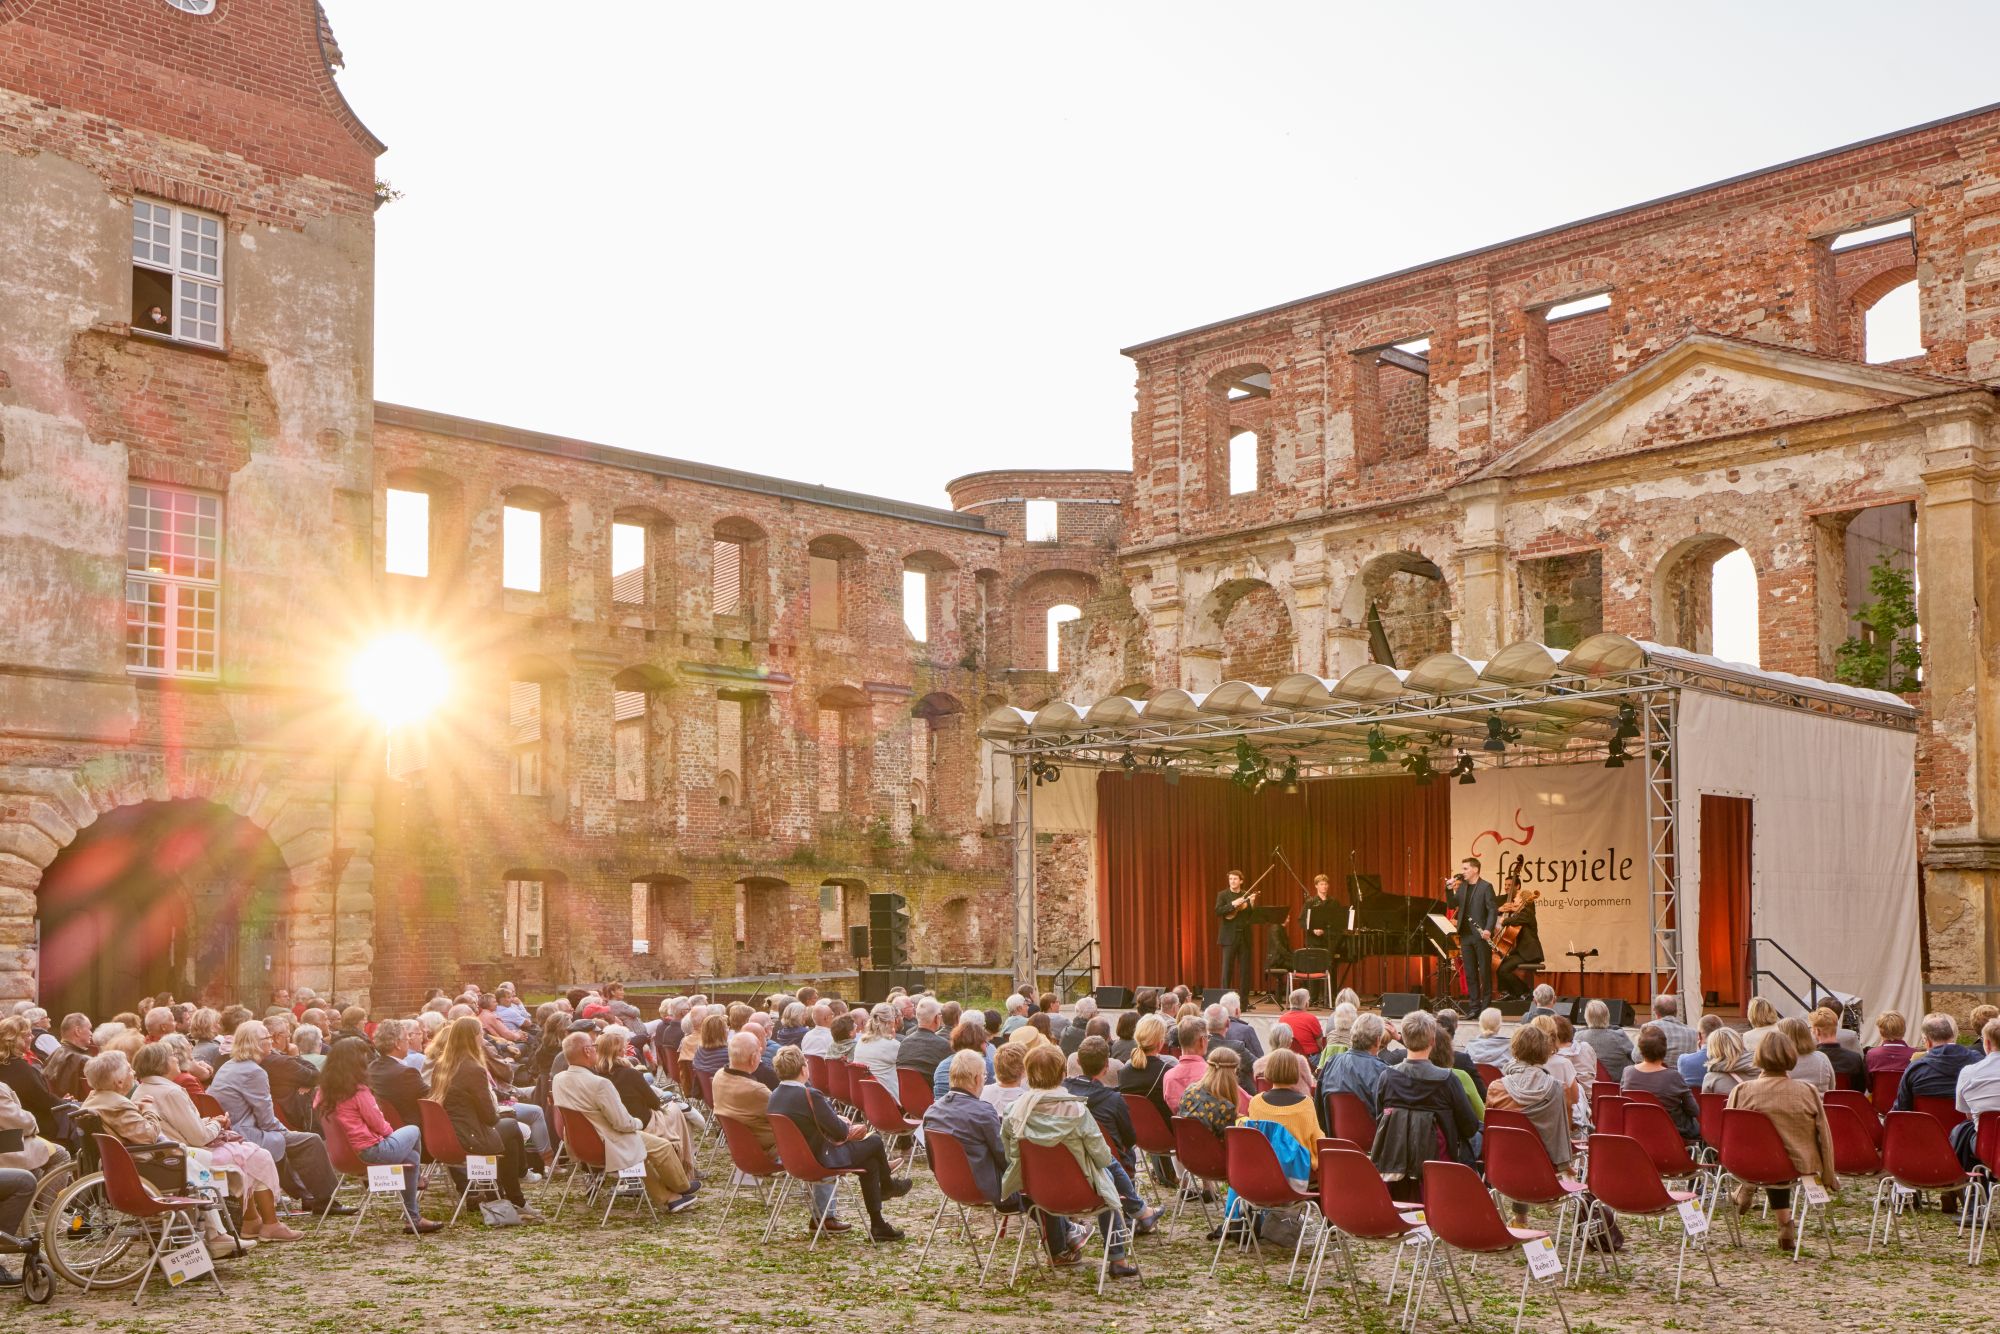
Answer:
1422 912 1462 1010
1244 905 1290 1007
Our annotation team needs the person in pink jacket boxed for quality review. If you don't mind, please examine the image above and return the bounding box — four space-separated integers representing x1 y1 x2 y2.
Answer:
314 1037 440 1233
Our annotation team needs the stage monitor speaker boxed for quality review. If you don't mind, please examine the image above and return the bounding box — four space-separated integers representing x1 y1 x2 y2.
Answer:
1382 991 1424 1019
1550 999 1575 1020
847 924 870 959
1094 985 1134 1009
1201 987 1228 1007
1495 995 1530 1017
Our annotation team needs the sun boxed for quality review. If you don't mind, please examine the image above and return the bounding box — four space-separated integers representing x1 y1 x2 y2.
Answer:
349 632 450 728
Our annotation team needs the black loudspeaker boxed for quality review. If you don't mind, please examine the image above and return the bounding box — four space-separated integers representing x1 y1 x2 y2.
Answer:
1093 986 1134 1009
868 892 910 970
859 969 929 1004
847 924 870 959
1382 991 1424 1019
1495 995 1530 1017
1550 999 1576 1020
1201 987 1229 1007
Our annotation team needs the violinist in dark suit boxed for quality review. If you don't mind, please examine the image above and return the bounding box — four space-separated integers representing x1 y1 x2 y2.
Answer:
1301 874 1341 953
1214 869 1256 999
1445 856 1499 1008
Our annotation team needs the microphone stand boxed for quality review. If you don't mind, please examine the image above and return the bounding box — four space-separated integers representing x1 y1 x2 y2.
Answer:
1565 947 1599 1002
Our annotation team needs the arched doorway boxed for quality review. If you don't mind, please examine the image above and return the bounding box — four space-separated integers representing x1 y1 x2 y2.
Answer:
36 800 293 1017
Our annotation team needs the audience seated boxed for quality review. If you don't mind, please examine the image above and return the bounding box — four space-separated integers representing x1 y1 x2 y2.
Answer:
1001 1045 1138 1279
133 1040 299 1241
82 1049 246 1257
0 1016 73 1150
1725 1031 1839 1253
1950 1016 2000 1170
1464 1008 1510 1067
924 1050 1077 1260
1376 1012 1480 1168
316 1036 438 1232
1245 1049 1318 1163
715 1031 845 1233
1578 1001 1636 1081
1275 990 1323 1061
1620 1024 1701 1140
552 1031 697 1214
1679 1014 1725 1088
769 1046 907 1241
1320 1012 1391 1117
1812 1009 1867 1092
1487 1023 1573 1183
932 1020 994 1101
1648 995 1700 1065
895 998 952 1083
208 1019 347 1217
1894 1013 1981 1111
1866 1010 1914 1078
1700 1027 1755 1096
1176 1044 1248 1134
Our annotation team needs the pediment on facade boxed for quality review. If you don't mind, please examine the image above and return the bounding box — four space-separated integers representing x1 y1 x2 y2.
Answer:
1477 332 1965 479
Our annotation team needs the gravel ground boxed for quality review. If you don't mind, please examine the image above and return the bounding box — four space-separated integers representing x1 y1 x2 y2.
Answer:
12 1152 2000 1334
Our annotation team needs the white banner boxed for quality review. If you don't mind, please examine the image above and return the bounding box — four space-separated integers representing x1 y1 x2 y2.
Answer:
1449 763 1649 974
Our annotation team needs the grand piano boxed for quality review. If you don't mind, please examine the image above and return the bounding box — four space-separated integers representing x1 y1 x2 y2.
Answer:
1333 874 1446 993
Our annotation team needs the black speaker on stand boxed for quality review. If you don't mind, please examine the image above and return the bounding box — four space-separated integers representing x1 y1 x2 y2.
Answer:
1093 985 1134 1009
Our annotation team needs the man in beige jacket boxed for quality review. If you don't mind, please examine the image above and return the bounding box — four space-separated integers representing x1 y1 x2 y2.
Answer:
552 1031 698 1212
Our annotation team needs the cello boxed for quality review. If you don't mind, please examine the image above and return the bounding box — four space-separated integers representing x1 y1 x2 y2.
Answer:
1491 857 1539 961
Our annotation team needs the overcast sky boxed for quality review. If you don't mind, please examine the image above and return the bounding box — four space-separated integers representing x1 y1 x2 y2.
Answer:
327 1 2000 525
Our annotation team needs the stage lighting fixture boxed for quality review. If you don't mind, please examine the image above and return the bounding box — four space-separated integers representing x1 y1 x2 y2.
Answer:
1451 752 1476 785
1401 749 1435 786
1613 701 1640 741
1604 735 1630 769
1366 726 1392 764
1230 737 1268 790
1482 711 1521 753
1119 748 1138 778
1031 758 1063 786
1280 757 1300 794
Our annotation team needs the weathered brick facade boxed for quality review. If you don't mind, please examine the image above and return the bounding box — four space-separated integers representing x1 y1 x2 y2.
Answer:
1053 105 2000 1012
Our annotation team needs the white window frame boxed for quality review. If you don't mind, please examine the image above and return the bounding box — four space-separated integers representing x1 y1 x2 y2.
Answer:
503 879 544 958
131 198 223 348
125 482 222 679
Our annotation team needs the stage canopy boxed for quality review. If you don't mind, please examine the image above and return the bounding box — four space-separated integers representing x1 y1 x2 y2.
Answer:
981 636 1922 1034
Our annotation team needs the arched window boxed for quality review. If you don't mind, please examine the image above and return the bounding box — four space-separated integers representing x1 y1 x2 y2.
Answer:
1657 536 1759 667
1710 548 1760 667
1865 280 1922 363
1046 604 1081 672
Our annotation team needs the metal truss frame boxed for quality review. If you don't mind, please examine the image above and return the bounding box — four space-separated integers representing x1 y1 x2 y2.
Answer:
1641 690 1680 999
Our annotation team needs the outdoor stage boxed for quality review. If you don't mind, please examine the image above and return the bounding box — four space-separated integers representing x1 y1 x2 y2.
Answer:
983 634 1925 1034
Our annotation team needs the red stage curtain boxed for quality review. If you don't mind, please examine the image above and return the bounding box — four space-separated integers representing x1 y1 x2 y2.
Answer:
1698 794 1753 1007
1094 770 1452 992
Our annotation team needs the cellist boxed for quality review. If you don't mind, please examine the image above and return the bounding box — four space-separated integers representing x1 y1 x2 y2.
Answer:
1492 869 1545 1000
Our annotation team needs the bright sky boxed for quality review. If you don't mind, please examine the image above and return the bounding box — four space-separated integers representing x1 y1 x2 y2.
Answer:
330 2 1990 659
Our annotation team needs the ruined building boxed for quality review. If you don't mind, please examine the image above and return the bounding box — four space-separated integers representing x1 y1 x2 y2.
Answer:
2 2 1998 1015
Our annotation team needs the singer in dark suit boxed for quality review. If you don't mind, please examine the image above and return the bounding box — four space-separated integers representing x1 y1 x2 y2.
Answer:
1445 856 1499 1008
1214 869 1255 999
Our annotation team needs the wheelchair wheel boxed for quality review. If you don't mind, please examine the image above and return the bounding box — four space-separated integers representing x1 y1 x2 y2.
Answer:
24 1160 75 1239
43 1173 152 1290
21 1255 53 1305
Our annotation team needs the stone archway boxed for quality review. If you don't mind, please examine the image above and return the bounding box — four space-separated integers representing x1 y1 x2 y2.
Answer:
0 752 371 1007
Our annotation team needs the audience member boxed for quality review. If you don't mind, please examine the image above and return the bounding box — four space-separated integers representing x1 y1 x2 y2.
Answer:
552 1030 697 1215
1321 1013 1390 1117
1578 1000 1635 1080
1621 1025 1701 1140
1004 1045 1138 1279
769 1046 906 1240
1725 1031 1838 1253
208 1019 346 1216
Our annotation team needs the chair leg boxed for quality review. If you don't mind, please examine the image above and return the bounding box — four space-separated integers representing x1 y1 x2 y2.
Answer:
1006 1203 1035 1285
911 1194 948 1276
348 1184 373 1244
1207 1195 1240 1276
975 1207 1005 1287
760 1176 790 1243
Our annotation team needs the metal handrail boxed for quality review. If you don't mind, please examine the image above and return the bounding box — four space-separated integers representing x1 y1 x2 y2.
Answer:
1050 938 1099 1001
1746 936 1837 1015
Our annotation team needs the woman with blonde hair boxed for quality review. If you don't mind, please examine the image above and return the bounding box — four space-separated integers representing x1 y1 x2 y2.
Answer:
1742 995 1782 1054
1179 1045 1248 1136
425 1015 539 1220
853 1002 904 1102
1246 1049 1319 1165
1780 1016 1834 1092
1700 1027 1754 1096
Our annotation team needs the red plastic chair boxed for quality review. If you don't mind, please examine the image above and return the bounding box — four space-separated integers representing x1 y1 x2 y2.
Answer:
191 1091 226 1121
1588 1080 1621 1125
1871 1110 1974 1258
1718 1107 1830 1259
1483 1124 1588 1278
1828 1103 1883 1178
854 1075 920 1165
1869 1068 1903 1115
1970 1110 2000 1264
554 1106 654 1226
1215 1126 1315 1280
1824 1090 1880 1144
319 1112 416 1240
1122 1092 1184 1211
1306 1145 1435 1322
659 1045 682 1088
1420 1159 1568 1333
91 1133 223 1305
418 1098 497 1224
1253 1074 1273 1095
1474 1063 1504 1094
913 1128 1009 1283
1014 1139 1124 1294
1914 1094 1968 1135
1169 1114 1230 1232
1696 1091 1728 1158
715 1115 789 1240
1482 1105 1536 1144
1593 1095 1626 1136
1587 1133 1718 1297
1623 1098 1713 1192
826 1059 855 1113
767 1114 863 1249
805 1054 834 1099
1325 1091 1376 1152
896 1067 936 1119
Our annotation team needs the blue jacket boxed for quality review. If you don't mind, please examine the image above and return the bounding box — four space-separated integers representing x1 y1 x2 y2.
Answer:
922 1090 1007 1202
1895 1043 1983 1110
1224 1119 1312 1220
1321 1048 1389 1118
